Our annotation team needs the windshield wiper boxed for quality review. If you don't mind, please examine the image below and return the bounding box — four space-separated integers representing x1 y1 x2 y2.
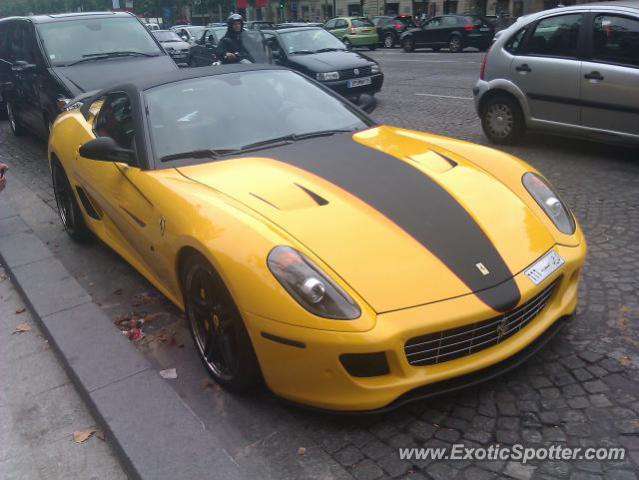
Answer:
239 129 357 153
160 148 239 162
289 50 314 55
315 47 346 53
68 51 158 66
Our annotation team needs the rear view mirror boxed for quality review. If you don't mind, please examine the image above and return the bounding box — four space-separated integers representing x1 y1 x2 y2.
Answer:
79 137 135 164
358 94 377 113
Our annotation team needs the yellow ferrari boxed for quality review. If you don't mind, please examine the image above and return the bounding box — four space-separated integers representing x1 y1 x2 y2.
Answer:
48 65 586 412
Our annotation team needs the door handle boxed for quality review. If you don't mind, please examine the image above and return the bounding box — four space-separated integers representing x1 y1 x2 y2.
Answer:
515 63 531 73
584 71 604 81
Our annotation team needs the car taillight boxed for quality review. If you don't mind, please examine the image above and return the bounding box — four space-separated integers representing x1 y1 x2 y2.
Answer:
479 47 490 80
464 24 475 31
394 21 403 29
351 27 357 34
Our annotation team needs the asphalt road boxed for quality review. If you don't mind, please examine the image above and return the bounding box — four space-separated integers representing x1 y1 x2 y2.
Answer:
2 49 639 480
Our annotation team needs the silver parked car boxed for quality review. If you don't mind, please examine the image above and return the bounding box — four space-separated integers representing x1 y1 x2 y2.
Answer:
474 1 639 145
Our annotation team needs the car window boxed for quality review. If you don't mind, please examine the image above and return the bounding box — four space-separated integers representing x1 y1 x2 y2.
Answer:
337 19 349 28
352 18 374 27
591 14 639 67
94 92 136 151
279 28 346 53
36 17 161 66
525 13 582 58
442 16 458 26
0 22 8 59
504 26 528 54
425 18 442 28
324 19 336 29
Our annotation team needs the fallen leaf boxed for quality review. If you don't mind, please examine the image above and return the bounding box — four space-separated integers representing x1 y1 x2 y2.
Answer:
73 428 96 443
297 447 306 456
15 307 26 314
159 368 177 379
619 355 632 367
127 327 143 341
13 322 31 334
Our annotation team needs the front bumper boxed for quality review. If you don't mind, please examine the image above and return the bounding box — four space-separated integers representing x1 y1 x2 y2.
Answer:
245 242 585 411
324 73 384 98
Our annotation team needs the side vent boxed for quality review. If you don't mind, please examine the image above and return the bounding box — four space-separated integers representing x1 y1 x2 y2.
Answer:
75 186 101 220
295 183 329 206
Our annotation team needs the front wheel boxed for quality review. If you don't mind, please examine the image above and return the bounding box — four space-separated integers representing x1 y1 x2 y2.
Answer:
343 38 353 50
383 33 395 48
6 101 27 136
448 35 462 53
182 254 262 393
481 95 525 145
52 160 92 243
403 37 414 52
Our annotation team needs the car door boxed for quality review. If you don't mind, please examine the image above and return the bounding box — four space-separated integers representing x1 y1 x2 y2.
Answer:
438 16 459 44
418 17 442 46
511 12 584 126
76 92 161 276
334 19 349 40
580 12 639 137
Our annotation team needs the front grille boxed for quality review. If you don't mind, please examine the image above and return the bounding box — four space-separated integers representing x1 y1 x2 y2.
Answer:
405 279 559 367
339 66 372 80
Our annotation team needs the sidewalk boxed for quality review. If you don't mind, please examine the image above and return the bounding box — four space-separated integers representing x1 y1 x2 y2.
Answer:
0 264 128 480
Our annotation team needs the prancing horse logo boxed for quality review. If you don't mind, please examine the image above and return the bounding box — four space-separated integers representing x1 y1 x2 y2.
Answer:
475 262 490 275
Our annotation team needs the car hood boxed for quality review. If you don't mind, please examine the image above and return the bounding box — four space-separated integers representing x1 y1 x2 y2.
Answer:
176 127 555 313
288 50 375 72
51 55 178 96
160 40 191 50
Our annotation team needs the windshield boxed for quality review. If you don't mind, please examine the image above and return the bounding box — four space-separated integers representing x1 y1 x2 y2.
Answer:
279 29 346 53
153 31 182 42
352 18 374 27
145 70 368 161
37 17 161 67
185 26 206 37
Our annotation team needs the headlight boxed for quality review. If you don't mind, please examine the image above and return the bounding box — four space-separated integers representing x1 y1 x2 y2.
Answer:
371 64 380 74
522 172 575 235
267 246 361 320
316 71 339 81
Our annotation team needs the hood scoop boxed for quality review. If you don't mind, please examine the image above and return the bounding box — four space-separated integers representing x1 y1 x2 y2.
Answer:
249 183 329 211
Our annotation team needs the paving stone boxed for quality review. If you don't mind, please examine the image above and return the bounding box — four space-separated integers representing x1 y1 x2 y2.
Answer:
521 429 543 443
563 422 592 437
573 368 594 382
539 411 560 425
462 466 497 480
434 428 460 443
540 460 571 478
334 445 364 467
605 471 638 480
495 430 519 445
566 397 590 409
496 417 519 430
408 421 436 442
425 463 460 480
542 427 567 442
497 402 518 416
503 461 536 480
378 454 412 478
569 473 601 480
351 459 385 480
362 440 394 461
586 366 608 378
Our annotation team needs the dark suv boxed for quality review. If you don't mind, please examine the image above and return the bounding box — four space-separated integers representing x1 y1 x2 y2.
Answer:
372 15 415 48
401 15 494 53
0 11 177 139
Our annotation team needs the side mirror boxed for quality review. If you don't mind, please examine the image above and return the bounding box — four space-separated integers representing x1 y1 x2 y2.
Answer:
358 94 377 113
79 137 135 164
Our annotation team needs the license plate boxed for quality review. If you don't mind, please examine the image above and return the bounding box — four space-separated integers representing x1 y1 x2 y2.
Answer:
525 250 565 285
348 77 372 88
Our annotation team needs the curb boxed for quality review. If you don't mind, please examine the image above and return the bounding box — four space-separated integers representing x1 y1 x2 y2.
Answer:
0 204 244 480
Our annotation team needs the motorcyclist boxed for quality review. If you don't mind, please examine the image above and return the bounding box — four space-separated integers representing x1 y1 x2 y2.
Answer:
216 14 250 64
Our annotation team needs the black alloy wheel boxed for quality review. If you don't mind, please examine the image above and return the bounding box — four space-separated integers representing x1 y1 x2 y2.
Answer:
183 255 261 392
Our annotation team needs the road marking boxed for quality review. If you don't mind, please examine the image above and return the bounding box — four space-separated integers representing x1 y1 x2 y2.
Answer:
415 93 473 100
382 59 468 63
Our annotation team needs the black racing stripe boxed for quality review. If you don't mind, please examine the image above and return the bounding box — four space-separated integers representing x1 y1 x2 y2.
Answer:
247 134 521 312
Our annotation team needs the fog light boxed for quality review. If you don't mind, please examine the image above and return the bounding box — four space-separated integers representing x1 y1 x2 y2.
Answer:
340 352 389 377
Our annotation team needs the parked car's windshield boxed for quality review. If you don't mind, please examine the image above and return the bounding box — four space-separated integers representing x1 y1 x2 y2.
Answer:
145 70 368 161
153 31 183 42
37 17 162 66
279 29 346 53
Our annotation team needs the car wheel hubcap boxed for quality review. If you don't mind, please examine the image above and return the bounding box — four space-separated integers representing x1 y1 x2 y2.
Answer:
385 35 393 47
486 104 513 138
451 38 460 50
187 268 238 380
53 168 74 231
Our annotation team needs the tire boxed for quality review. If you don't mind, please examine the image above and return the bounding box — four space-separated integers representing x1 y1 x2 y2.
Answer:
480 94 525 145
368 44 377 50
383 33 395 48
182 253 262 393
51 160 92 243
403 37 414 52
448 35 462 53
343 38 353 50
6 101 27 137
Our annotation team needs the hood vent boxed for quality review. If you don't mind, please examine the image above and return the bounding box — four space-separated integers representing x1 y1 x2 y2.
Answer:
295 183 329 206
248 183 329 210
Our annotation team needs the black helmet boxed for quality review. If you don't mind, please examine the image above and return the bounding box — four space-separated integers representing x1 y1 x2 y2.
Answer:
227 13 243 27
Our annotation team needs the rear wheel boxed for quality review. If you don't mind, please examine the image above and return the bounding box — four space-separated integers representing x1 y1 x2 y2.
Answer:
383 33 395 48
403 37 415 52
481 95 525 145
343 37 353 50
6 101 27 137
448 35 462 53
182 254 262 393
51 160 92 243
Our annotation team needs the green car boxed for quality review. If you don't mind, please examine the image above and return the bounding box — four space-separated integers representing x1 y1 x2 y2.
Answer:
323 17 378 50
